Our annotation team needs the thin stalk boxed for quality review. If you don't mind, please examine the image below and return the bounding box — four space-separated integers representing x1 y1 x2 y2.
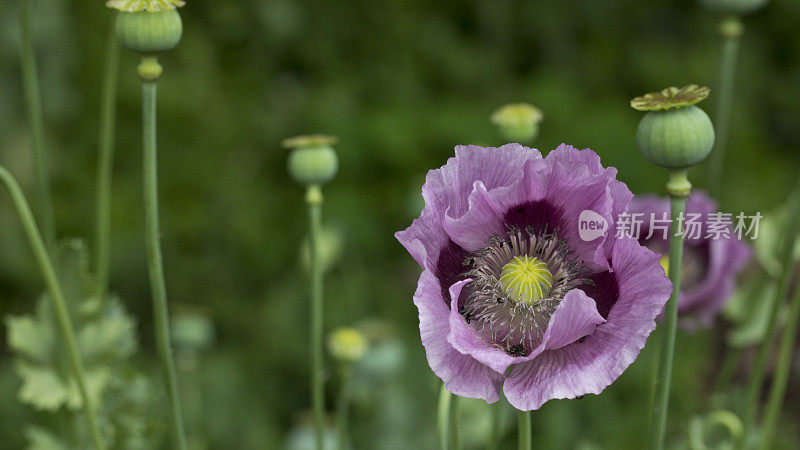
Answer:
19 0 56 250
711 348 741 395
742 176 800 442
94 24 120 299
760 278 800 449
141 67 187 450
518 410 531 450
0 166 104 450
335 366 353 450
649 193 687 450
307 184 325 450
437 383 452 450
708 16 743 198
487 402 500 450
450 394 461 450
646 327 663 426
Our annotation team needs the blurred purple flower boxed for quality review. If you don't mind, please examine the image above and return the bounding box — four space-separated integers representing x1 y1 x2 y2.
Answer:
396 144 671 411
629 192 751 327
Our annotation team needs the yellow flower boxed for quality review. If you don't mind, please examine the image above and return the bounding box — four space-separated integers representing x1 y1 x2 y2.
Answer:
328 328 368 363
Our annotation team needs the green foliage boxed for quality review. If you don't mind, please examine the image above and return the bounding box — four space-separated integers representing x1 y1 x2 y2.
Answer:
1 0 800 448
5 239 161 448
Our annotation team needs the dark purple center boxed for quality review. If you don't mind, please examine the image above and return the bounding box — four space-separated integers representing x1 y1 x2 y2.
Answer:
435 200 620 319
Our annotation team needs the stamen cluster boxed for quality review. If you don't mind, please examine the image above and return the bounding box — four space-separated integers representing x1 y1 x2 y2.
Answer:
460 226 590 356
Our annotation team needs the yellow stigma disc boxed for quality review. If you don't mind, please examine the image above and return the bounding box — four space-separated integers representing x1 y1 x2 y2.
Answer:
499 256 553 305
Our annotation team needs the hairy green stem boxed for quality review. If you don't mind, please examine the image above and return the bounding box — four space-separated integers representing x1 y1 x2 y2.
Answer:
708 16 743 198
649 192 687 450
450 394 461 450
711 348 741 396
742 176 800 444
335 366 353 450
0 166 104 450
437 383 452 450
487 401 500 450
307 184 325 450
141 67 187 450
760 277 800 449
94 25 120 298
19 0 56 250
518 410 531 450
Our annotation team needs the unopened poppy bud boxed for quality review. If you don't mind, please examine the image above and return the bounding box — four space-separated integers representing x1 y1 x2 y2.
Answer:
632 85 715 172
697 0 769 15
110 0 183 56
301 226 344 274
328 327 368 363
171 309 215 352
718 16 744 39
491 103 543 144
284 135 339 186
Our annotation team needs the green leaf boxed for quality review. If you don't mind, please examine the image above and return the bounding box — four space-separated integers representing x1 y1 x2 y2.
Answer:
6 238 162 447
24 426 69 450
78 298 138 364
15 361 74 412
5 315 54 363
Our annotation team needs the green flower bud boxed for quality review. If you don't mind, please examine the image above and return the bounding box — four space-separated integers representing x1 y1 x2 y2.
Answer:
284 135 339 186
114 10 183 55
301 226 344 274
632 85 715 171
697 0 769 15
718 16 744 39
171 310 215 352
327 327 368 363
491 103 543 143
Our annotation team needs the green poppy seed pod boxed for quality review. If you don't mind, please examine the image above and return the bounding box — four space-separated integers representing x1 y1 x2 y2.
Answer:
491 103 543 144
115 10 183 55
636 106 715 170
697 0 769 15
284 135 339 186
632 85 715 171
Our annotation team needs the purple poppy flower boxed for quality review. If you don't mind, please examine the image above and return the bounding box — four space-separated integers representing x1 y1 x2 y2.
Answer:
396 144 672 410
628 192 751 327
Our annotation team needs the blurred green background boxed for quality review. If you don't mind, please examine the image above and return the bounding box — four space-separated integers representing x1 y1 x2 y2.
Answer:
1 0 799 448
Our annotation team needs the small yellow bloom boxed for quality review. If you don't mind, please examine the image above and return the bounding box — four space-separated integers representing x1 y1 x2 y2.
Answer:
328 328 368 363
491 103 543 143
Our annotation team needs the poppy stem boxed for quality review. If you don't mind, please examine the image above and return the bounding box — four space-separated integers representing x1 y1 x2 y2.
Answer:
487 401 501 450
708 16 743 198
649 178 688 450
335 365 353 450
19 0 56 251
94 22 120 300
742 175 800 445
307 184 326 450
518 410 531 450
450 394 461 450
0 165 105 450
760 271 800 449
141 62 188 450
437 383 452 450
